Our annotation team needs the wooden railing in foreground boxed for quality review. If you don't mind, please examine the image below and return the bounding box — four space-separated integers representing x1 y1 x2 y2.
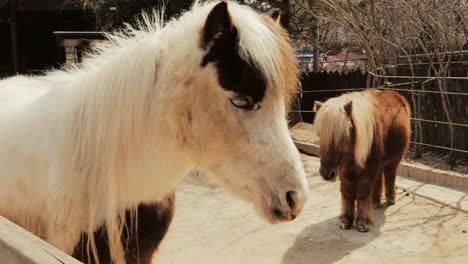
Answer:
0 216 82 264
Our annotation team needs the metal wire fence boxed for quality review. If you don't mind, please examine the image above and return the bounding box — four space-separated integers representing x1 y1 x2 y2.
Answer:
294 72 468 159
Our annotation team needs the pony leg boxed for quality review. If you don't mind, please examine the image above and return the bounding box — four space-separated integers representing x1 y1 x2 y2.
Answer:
372 170 383 209
356 178 374 233
339 179 355 230
356 196 372 232
339 196 355 230
384 164 399 206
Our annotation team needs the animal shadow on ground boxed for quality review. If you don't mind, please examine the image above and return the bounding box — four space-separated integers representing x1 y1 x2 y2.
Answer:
281 206 389 264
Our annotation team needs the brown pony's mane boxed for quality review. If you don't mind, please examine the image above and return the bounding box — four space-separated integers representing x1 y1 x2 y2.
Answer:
314 91 375 167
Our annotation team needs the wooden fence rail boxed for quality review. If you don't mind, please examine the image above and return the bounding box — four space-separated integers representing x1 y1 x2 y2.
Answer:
0 216 82 264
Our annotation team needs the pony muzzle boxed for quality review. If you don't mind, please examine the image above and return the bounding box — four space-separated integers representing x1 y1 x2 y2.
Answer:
320 167 337 182
261 190 306 224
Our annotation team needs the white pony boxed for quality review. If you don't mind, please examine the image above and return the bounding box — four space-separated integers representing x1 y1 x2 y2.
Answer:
0 1 308 263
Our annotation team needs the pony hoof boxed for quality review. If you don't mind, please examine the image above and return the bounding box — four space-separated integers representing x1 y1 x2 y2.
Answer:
339 221 352 230
357 223 369 233
386 200 395 206
356 219 370 232
373 202 381 209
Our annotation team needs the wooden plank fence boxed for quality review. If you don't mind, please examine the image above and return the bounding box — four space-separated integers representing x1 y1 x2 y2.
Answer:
298 70 369 123
0 216 82 264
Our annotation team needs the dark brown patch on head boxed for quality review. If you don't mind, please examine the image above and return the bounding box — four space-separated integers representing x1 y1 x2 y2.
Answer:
201 1 231 50
201 1 267 106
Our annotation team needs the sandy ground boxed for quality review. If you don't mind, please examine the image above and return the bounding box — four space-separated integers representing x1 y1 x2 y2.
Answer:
155 155 468 264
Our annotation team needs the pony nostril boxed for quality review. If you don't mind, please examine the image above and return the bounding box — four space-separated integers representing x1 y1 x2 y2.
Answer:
329 170 336 179
272 208 284 219
286 191 296 209
319 167 325 177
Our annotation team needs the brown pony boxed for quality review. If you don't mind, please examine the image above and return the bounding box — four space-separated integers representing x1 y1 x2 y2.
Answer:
313 89 411 232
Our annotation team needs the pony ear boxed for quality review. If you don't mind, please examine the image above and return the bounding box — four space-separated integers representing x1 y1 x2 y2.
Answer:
266 8 281 23
202 1 233 47
313 101 323 112
344 101 353 116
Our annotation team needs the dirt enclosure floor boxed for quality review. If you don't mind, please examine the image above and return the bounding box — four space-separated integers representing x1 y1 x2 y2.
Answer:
155 155 468 264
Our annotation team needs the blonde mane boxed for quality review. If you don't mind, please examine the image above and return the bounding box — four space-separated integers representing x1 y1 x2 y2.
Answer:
314 91 375 167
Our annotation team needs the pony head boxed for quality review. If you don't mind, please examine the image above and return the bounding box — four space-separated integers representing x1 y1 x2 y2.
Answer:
157 1 308 223
313 92 375 181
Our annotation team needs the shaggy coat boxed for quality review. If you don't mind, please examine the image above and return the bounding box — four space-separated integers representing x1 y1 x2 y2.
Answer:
314 89 411 232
